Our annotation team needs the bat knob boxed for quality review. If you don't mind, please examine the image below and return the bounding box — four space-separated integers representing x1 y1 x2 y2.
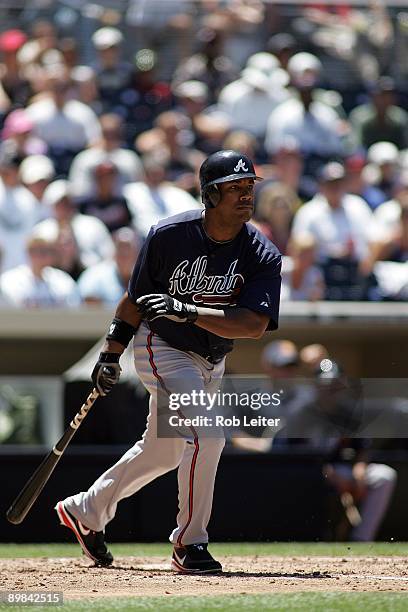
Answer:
6 507 23 524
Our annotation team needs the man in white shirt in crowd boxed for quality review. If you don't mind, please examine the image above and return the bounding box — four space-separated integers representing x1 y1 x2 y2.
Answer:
0 232 80 308
218 52 289 142
26 66 101 175
265 53 345 165
77 227 141 307
68 113 144 200
124 152 200 238
0 142 39 272
292 162 377 271
34 180 114 267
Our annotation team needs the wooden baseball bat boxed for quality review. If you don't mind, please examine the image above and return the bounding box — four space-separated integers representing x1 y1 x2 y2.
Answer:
340 491 362 527
6 388 100 525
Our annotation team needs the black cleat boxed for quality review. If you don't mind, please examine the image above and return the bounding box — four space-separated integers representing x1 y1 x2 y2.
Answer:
55 501 113 567
171 543 222 574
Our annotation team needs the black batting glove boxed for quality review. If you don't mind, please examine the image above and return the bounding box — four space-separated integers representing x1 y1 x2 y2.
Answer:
92 352 122 396
136 294 198 323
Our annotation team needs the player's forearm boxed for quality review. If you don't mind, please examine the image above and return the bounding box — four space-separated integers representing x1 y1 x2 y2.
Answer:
194 307 268 339
102 292 143 354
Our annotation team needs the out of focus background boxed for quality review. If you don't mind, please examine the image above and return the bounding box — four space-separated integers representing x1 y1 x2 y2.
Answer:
0 0 407 544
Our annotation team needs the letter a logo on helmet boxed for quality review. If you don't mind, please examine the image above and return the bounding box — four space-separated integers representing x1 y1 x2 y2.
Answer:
233 159 248 172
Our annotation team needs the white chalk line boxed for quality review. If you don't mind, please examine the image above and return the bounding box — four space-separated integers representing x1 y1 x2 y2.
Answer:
338 574 408 582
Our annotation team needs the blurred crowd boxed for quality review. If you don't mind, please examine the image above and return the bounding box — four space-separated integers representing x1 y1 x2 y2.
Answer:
0 0 408 308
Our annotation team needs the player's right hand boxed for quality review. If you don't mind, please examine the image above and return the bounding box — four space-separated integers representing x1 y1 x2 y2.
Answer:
136 294 198 323
92 352 122 396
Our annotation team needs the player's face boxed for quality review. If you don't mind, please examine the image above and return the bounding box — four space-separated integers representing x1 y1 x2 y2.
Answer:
217 178 255 222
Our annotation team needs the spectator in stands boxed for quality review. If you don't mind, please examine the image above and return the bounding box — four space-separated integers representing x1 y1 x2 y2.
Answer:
172 16 235 103
0 231 80 308
18 20 58 67
193 109 231 156
127 0 195 82
125 48 173 143
78 160 133 234
91 27 134 114
0 29 32 109
155 111 201 172
212 0 266 68
53 226 85 282
265 52 345 171
253 182 298 253
349 77 408 150
372 178 408 300
19 154 55 222
292 161 375 264
34 180 113 267
153 110 202 182
270 138 305 196
59 37 79 71
1 109 47 157
222 130 257 162
173 80 209 122
345 154 388 211
70 65 101 115
291 162 378 300
267 33 297 71
77 227 141 307
256 137 312 201
375 170 408 235
124 152 200 237
26 66 101 176
69 113 144 201
218 52 289 142
366 141 400 203
281 233 325 301
0 141 38 272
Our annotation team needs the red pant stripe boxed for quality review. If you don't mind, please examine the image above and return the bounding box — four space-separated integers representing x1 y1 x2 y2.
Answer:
176 435 199 545
145 330 199 546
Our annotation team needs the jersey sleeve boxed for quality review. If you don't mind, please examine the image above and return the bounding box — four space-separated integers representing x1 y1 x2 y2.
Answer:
237 248 282 331
128 228 162 303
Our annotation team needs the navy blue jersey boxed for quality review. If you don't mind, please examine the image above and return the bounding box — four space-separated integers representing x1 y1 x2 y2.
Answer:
128 210 281 360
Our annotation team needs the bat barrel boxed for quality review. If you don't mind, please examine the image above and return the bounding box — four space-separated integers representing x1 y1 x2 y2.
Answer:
6 451 61 524
6 389 99 525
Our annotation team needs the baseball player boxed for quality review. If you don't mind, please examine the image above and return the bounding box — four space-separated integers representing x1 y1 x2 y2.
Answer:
55 150 282 573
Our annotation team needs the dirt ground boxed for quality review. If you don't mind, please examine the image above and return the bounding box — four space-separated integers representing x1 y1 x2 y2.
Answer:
2 555 408 599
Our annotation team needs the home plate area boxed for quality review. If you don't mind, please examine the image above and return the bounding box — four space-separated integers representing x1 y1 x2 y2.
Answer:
2 555 408 599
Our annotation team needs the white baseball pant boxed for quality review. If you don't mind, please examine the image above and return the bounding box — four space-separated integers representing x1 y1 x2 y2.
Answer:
62 321 225 545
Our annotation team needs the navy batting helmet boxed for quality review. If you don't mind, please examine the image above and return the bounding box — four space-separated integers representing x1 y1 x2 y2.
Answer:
199 150 262 207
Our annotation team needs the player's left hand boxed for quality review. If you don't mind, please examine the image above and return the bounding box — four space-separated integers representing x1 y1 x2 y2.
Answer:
136 294 198 323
